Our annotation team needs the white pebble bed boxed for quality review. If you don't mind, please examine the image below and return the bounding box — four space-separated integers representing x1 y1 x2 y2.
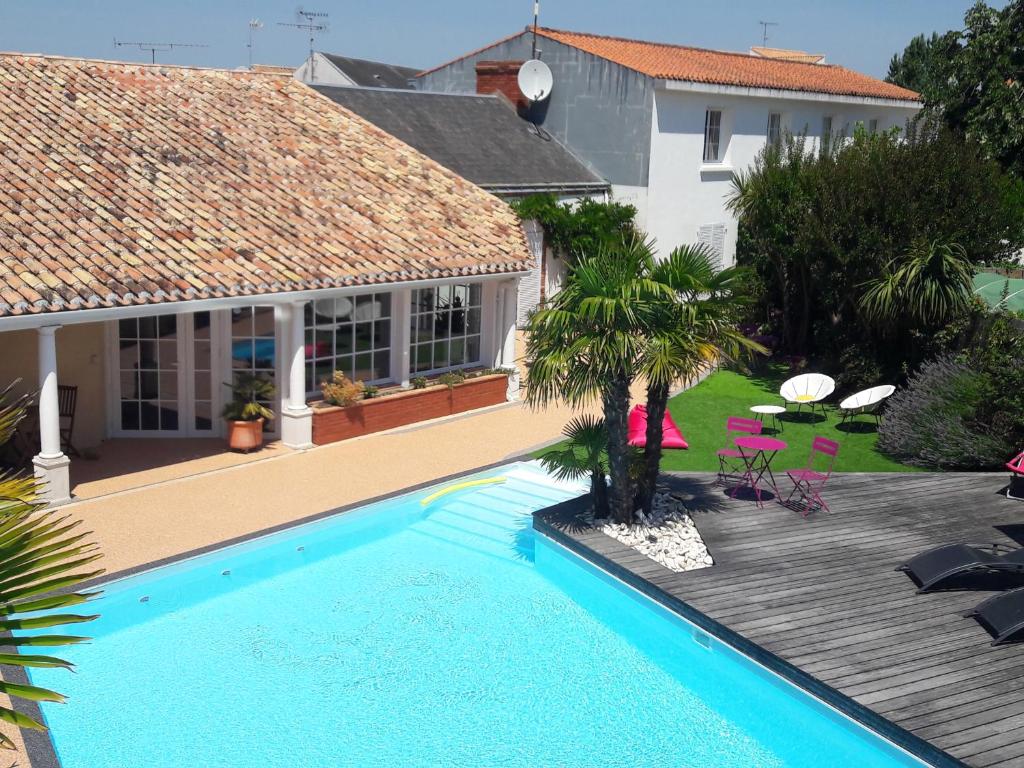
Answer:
596 492 713 573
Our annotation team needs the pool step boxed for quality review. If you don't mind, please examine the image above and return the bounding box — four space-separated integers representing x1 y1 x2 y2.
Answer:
409 473 580 562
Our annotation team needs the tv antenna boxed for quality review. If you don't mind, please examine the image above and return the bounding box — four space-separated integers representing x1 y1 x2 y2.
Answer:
531 1 540 59
247 19 263 70
758 20 779 47
278 8 329 80
113 38 208 64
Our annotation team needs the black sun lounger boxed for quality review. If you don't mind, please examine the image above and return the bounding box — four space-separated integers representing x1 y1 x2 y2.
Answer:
897 543 1024 593
965 587 1024 645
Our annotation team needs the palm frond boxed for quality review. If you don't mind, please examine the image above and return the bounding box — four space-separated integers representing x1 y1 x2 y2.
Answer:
0 384 102 747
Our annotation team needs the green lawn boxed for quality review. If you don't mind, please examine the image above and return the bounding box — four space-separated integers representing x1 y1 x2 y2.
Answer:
535 367 918 473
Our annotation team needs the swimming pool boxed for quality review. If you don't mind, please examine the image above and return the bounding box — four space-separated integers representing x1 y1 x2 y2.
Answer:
25 462 930 767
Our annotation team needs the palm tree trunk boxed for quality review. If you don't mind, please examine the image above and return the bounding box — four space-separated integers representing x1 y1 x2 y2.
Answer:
591 468 610 520
602 373 633 524
640 380 670 516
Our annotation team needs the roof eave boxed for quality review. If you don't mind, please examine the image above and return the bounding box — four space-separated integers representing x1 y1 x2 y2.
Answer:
0 270 530 332
657 78 921 108
481 181 611 197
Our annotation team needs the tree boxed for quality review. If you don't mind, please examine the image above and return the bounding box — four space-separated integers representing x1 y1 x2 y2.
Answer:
860 240 975 329
637 244 762 516
538 415 610 519
889 2 1024 178
0 383 102 750
886 32 959 100
525 235 668 523
729 118 1023 384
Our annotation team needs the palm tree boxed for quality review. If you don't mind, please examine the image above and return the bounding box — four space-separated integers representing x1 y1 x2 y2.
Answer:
525 235 669 523
0 383 102 750
860 239 974 328
538 415 610 519
637 244 764 515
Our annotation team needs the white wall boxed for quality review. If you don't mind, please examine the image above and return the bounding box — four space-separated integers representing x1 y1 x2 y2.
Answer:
645 88 920 265
294 53 354 86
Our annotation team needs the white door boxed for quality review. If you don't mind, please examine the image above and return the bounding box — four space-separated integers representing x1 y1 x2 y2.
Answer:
111 311 220 437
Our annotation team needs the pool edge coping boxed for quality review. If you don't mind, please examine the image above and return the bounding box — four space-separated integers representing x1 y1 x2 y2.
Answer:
11 453 537 768
533 495 969 768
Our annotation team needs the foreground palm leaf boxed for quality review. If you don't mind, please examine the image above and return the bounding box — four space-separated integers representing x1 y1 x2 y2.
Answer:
539 415 611 519
0 383 102 749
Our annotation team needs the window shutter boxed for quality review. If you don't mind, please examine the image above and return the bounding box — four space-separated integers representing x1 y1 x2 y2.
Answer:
697 222 727 269
517 219 544 327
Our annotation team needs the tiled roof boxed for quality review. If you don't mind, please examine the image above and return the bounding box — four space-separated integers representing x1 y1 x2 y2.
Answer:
537 28 918 101
0 54 530 318
749 47 825 65
420 28 919 103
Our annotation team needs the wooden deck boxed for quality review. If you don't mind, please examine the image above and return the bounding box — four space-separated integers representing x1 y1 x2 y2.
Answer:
537 472 1024 768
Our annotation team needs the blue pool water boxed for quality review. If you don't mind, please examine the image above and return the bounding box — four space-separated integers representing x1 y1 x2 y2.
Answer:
28 463 927 767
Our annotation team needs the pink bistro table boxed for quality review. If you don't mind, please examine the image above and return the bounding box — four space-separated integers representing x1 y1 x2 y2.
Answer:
732 435 788 508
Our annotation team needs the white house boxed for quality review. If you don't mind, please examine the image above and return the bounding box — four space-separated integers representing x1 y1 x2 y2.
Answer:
0 54 530 504
416 27 922 266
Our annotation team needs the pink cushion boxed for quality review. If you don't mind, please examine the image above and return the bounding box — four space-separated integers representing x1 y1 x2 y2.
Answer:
628 405 689 449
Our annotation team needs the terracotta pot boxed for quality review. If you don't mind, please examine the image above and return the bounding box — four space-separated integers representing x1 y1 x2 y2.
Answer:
226 418 265 452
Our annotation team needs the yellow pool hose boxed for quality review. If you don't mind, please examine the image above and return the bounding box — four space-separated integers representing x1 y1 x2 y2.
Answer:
420 476 507 507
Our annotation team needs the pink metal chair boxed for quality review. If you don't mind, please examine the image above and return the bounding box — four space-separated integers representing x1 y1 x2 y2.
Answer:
716 416 762 485
784 436 839 516
1007 451 1024 500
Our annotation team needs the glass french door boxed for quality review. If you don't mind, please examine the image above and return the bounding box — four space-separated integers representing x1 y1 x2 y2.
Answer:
114 311 218 436
227 306 278 436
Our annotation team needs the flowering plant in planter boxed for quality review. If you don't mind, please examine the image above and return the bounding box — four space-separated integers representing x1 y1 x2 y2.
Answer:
321 372 365 407
222 372 275 452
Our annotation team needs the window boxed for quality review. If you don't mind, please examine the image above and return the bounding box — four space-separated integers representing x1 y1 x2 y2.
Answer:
821 115 833 153
766 112 782 148
868 118 879 134
410 283 483 375
305 293 392 392
231 306 276 431
703 109 722 163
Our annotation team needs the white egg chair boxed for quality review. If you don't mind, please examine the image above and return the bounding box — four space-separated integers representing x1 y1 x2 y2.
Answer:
838 384 896 426
779 373 836 420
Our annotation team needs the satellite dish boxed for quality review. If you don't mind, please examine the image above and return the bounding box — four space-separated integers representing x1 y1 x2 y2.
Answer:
518 59 553 102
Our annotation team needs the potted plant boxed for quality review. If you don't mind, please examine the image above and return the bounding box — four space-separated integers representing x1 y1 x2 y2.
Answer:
222 372 275 452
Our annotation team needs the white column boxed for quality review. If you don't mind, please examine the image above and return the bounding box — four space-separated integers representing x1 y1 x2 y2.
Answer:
391 287 412 387
279 301 313 449
33 326 71 506
499 280 521 400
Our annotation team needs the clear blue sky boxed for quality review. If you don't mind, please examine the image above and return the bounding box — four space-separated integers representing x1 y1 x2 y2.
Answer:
0 1 999 77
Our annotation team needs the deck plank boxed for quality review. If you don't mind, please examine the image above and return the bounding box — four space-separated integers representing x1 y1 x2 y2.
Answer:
538 471 1024 767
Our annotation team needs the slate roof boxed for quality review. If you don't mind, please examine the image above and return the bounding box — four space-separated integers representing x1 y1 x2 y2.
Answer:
312 86 607 194
321 53 420 89
420 27 920 103
0 54 530 318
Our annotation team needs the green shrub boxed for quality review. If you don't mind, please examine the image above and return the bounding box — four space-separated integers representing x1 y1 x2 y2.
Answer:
729 116 1024 383
437 371 466 390
410 376 428 390
362 384 380 399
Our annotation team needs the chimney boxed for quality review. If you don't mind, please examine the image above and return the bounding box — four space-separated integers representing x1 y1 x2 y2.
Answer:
476 60 527 112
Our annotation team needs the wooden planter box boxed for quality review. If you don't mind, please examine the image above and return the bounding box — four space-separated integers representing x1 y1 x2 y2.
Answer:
311 374 508 446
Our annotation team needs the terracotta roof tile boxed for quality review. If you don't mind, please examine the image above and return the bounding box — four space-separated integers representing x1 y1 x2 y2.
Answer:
538 28 918 101
420 28 919 103
0 54 531 317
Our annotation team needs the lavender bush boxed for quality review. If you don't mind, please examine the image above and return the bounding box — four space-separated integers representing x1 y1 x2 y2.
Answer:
878 354 1011 469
